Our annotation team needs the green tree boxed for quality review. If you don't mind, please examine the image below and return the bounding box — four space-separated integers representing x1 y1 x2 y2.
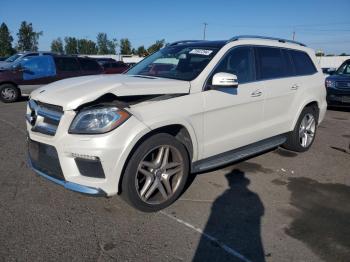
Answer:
64 37 78 54
16 21 42 51
50 38 64 53
97 33 116 54
339 53 348 56
136 45 148 57
0 22 14 57
147 39 165 55
107 38 117 55
120 38 132 55
78 39 97 54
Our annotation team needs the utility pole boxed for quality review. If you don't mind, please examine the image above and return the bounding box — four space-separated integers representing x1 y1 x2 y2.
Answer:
292 31 295 41
203 22 208 40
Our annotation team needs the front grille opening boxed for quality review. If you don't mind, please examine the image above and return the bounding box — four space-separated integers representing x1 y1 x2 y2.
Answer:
28 139 65 181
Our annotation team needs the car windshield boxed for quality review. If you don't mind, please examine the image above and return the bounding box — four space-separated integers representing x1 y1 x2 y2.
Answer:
5 54 22 63
127 45 219 81
335 61 350 75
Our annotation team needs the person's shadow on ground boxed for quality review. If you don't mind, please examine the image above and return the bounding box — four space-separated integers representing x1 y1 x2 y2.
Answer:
192 169 265 262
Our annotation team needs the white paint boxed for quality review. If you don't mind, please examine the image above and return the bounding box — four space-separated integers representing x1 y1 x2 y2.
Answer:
160 211 252 262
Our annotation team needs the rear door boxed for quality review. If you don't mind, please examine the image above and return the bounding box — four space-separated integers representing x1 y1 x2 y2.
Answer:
78 58 103 76
17 55 56 95
54 57 82 80
258 47 317 137
255 46 299 137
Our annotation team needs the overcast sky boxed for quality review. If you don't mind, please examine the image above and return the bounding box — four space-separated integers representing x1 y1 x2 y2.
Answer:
1 0 350 54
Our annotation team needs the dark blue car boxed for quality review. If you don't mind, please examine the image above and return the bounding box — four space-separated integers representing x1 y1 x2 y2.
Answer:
325 59 350 107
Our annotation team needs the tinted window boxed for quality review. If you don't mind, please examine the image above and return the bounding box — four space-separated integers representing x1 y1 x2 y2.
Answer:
79 58 101 71
256 47 286 80
54 57 80 72
20 55 56 80
335 60 350 75
213 46 255 84
289 50 317 75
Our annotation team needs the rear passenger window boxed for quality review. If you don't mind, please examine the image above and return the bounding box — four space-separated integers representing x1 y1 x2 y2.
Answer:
79 59 101 71
289 50 317 75
256 47 286 80
54 57 80 72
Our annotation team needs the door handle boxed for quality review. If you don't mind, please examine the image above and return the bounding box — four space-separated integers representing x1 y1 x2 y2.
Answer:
251 90 262 97
291 84 299 90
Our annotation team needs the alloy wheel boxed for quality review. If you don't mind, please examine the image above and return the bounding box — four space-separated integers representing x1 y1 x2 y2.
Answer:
299 113 316 148
135 145 184 205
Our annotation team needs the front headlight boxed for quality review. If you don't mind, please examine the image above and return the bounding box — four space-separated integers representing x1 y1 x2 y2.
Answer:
69 107 130 134
325 79 336 88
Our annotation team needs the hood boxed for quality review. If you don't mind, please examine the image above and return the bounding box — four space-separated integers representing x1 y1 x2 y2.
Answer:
326 74 350 82
30 74 190 110
0 61 11 69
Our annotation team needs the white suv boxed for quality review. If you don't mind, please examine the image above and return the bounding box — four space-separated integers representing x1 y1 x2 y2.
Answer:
26 36 327 211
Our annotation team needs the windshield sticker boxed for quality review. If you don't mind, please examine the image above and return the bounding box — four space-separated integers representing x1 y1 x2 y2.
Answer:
189 49 213 56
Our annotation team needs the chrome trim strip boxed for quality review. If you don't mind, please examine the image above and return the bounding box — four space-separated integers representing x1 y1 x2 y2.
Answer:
228 35 306 47
37 108 62 122
27 157 107 196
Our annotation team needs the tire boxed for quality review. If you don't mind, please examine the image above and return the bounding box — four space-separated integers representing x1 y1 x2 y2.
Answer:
0 84 20 103
282 106 318 152
121 133 189 212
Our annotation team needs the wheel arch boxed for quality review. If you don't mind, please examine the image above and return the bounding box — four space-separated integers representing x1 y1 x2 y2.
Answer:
117 121 198 194
291 100 320 130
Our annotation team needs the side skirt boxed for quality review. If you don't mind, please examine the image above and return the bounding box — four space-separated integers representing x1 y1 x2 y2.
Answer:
191 134 287 173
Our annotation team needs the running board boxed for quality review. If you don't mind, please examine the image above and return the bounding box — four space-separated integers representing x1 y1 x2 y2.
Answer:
191 134 287 173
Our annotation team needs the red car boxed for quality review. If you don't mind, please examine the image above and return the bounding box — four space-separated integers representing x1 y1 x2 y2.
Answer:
100 61 129 74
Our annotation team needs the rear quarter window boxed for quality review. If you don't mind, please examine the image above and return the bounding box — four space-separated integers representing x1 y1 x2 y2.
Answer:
289 50 317 76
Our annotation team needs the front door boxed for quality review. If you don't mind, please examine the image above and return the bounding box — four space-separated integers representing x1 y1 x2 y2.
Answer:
17 55 56 95
202 46 265 158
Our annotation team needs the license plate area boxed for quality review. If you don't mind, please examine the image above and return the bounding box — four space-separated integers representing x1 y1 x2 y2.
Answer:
342 96 350 103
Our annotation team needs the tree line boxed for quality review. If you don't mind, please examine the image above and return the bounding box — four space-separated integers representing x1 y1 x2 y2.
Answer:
0 21 165 57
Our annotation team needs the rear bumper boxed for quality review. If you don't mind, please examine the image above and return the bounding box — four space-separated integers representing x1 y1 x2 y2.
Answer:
27 153 107 196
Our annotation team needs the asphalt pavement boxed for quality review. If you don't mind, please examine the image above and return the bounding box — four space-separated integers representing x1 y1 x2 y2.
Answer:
0 101 349 262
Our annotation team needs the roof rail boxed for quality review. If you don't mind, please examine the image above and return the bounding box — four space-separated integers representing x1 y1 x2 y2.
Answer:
168 40 202 46
228 35 306 47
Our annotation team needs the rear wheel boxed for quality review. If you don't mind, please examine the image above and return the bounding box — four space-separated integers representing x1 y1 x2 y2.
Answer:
121 133 189 212
0 84 20 103
282 106 318 152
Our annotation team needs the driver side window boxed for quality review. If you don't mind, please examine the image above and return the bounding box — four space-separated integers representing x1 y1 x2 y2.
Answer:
213 46 255 84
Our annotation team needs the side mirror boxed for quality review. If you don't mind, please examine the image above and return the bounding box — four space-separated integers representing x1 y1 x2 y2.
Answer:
212 72 238 88
327 68 336 75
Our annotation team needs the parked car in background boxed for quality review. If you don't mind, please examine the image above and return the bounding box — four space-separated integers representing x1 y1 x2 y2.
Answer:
0 51 54 69
101 61 129 74
0 55 103 102
0 56 9 61
325 59 350 107
92 57 116 66
322 67 336 76
26 36 326 212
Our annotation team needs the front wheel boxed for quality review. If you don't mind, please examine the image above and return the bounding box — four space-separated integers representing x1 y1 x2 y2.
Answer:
121 133 189 212
282 106 318 152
